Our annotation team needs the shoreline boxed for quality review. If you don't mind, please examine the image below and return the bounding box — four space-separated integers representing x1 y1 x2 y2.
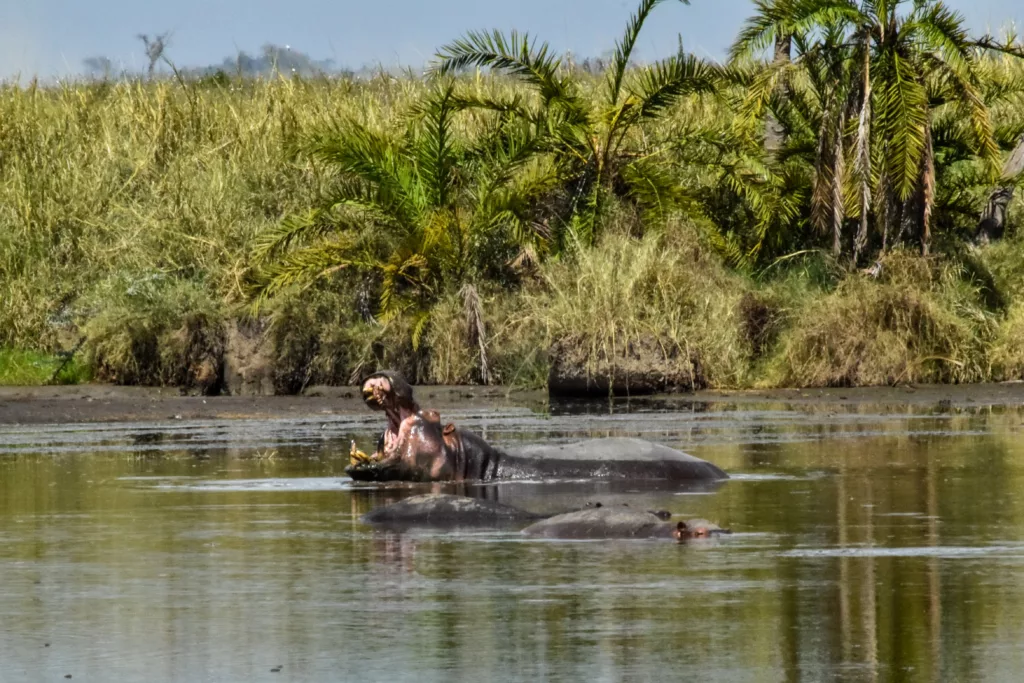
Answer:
2 381 1024 425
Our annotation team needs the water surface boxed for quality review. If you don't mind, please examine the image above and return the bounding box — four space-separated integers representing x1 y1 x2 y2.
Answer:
3 398 1024 682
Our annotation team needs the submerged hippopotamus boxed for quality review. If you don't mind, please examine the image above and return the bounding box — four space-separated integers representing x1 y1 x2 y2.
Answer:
345 371 728 483
520 507 730 541
360 494 731 542
361 494 544 525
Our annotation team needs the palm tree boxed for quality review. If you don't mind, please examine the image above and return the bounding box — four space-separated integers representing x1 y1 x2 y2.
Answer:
733 0 1003 262
734 18 859 259
249 80 557 348
432 0 722 247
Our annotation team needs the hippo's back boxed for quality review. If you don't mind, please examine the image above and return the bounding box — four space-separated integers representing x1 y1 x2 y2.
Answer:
522 508 672 539
361 494 540 525
500 437 727 481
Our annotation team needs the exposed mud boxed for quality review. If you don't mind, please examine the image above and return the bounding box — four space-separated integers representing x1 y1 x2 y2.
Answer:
0 384 544 424
2 381 1024 425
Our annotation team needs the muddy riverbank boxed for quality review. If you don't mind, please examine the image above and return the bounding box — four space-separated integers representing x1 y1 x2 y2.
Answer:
3 381 1024 424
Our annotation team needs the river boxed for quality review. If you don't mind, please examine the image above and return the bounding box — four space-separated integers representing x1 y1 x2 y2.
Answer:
2 394 1023 682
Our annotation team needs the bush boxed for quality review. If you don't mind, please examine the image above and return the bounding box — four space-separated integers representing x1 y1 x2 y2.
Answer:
80 276 225 391
764 251 995 387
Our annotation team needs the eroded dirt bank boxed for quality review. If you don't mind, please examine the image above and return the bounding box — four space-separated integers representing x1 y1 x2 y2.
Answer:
0 385 546 424
2 382 1024 425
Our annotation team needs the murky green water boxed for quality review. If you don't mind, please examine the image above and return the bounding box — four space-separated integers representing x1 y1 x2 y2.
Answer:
3 399 1024 682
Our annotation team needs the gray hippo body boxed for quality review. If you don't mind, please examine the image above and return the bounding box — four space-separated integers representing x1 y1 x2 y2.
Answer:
494 437 727 481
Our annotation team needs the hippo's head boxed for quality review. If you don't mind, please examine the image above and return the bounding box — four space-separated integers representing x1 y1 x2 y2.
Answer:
362 370 416 412
348 370 462 482
673 520 712 542
362 371 420 450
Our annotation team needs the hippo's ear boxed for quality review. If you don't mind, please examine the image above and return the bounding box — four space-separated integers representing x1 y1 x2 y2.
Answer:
676 521 687 532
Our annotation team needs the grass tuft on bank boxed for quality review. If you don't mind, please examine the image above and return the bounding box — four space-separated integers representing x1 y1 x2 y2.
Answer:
524 222 750 393
762 251 997 387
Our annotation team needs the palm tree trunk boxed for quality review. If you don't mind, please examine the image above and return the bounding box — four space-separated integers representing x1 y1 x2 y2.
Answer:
878 172 894 253
896 193 913 246
832 127 846 257
853 47 872 265
765 33 792 156
921 119 935 256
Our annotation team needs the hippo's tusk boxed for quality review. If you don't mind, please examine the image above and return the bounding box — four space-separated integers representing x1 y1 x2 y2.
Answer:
349 440 374 466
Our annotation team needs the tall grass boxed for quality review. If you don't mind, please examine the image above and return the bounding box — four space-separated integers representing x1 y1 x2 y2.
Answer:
523 218 751 391
0 75 436 351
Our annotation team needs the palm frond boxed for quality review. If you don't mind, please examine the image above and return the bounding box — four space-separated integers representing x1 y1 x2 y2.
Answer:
410 309 432 351
717 156 798 265
303 122 415 222
432 30 574 106
626 52 722 123
730 0 795 61
606 0 680 106
251 209 338 263
734 55 800 136
923 55 1000 176
703 227 749 268
410 80 461 208
912 1 975 79
447 90 531 119
379 252 430 321
249 239 358 313
252 199 402 263
621 156 704 225
480 159 561 250
877 50 929 199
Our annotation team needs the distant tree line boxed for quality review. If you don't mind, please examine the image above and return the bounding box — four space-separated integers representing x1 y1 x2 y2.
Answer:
83 36 348 80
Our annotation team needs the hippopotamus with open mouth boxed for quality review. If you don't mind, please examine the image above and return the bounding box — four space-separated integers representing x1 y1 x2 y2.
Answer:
345 371 728 483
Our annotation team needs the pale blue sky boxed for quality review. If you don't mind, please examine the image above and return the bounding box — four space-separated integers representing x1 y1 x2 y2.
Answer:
2 0 1022 79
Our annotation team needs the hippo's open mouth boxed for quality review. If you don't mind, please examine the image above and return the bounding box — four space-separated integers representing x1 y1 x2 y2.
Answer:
358 371 420 461
362 377 399 454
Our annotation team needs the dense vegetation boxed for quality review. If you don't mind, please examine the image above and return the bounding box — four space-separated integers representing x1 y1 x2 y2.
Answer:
4 0 1024 393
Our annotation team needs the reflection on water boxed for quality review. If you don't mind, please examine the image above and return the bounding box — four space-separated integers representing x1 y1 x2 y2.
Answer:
3 398 1024 682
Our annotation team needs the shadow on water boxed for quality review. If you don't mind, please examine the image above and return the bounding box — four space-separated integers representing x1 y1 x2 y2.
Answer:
2 397 1024 681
